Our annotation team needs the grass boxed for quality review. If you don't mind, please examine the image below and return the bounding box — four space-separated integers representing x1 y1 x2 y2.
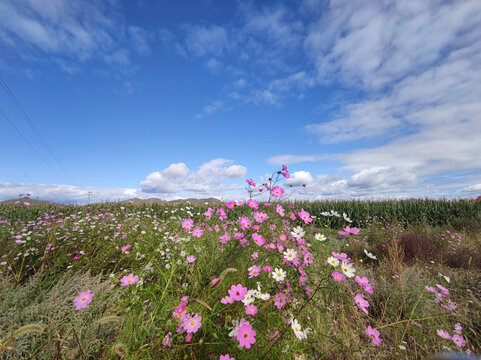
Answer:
0 200 480 359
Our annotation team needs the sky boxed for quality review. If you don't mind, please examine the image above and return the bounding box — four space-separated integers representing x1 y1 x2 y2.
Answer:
0 0 480 203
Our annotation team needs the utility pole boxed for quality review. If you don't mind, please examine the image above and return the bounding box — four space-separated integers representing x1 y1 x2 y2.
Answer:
87 191 92 204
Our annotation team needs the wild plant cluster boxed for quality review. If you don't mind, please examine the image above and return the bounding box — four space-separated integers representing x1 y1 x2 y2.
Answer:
0 168 480 359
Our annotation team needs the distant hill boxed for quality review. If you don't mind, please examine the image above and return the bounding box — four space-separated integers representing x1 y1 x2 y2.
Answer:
0 198 55 206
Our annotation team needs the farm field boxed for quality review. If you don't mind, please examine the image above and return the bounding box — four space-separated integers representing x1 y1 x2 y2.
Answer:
0 199 480 359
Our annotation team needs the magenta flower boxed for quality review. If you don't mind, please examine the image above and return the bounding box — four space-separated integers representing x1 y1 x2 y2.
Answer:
219 232 231 244
186 255 196 263
182 218 194 230
121 244 131 254
355 276 374 293
237 322 256 349
271 186 284 198
452 334 466 347
221 296 232 304
162 332 172 347
274 293 287 309
120 273 139 286
252 233 266 246
263 265 272 272
332 272 345 283
354 293 370 315
365 326 383 346
248 265 261 279
253 211 269 223
437 329 451 340
238 216 251 230
246 179 256 187
183 313 202 334
73 289 94 310
436 284 450 296
276 204 285 217
228 284 248 302
247 199 258 210
245 304 258 316
297 209 312 224
220 354 235 360
192 227 204 238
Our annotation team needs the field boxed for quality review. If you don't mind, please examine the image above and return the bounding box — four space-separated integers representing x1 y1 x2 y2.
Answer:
0 198 480 359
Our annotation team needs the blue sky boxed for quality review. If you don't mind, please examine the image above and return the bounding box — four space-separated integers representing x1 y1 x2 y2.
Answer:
0 0 480 203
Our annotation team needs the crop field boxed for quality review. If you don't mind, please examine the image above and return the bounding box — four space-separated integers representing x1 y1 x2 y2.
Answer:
0 198 480 359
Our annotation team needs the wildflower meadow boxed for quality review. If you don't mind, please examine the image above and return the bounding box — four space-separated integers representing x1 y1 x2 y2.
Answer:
0 167 480 359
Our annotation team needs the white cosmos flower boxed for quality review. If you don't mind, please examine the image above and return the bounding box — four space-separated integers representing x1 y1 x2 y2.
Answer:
290 318 311 340
327 256 340 267
438 273 451 283
283 248 298 262
315 233 326 241
364 249 378 260
291 226 305 239
343 212 353 223
242 290 255 305
260 293 270 300
272 268 287 282
341 262 356 278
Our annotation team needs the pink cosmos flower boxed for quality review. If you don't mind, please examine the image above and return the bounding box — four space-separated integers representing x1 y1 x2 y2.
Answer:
332 272 345 283
252 224 261 231
274 293 287 309
452 334 466 347
276 204 285 217
220 355 235 360
425 285 436 293
355 276 374 293
253 211 269 223
271 186 284 198
437 329 451 340
229 284 248 302
238 216 251 230
183 313 202 334
245 304 258 316
192 227 204 238
246 179 256 187
338 226 361 236
252 233 266 246
186 255 196 263
436 284 450 296
332 252 351 263
219 232 231 244
263 265 272 272
365 326 383 346
221 296 233 304
185 333 192 342
248 265 261 278
182 219 194 230
162 332 172 347
121 244 131 254
247 199 258 210
454 323 462 334
120 273 138 286
297 209 312 224
73 289 94 310
237 322 256 349
354 293 370 315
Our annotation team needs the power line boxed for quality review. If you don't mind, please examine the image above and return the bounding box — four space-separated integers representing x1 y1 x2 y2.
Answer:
0 108 59 175
0 74 70 179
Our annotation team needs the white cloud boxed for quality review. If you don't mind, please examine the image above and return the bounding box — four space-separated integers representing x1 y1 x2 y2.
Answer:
139 159 247 195
303 0 481 184
184 25 229 57
267 154 321 166
348 167 416 189
286 171 314 186
462 183 481 192
128 26 151 56
0 183 144 204
0 0 152 70
195 100 223 118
